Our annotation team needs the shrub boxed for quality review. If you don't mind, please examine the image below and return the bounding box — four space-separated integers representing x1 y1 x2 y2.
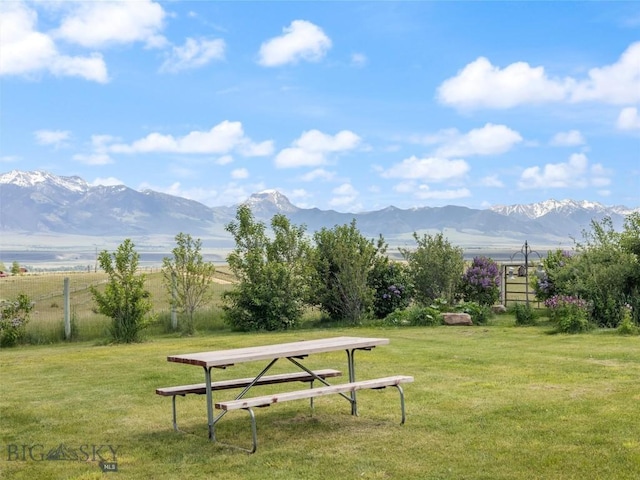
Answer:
0 294 33 347
400 232 465 306
457 301 492 325
311 220 380 324
382 305 442 327
512 302 536 326
459 256 501 306
618 305 638 336
224 206 312 331
407 305 442 326
369 261 412 319
544 295 592 333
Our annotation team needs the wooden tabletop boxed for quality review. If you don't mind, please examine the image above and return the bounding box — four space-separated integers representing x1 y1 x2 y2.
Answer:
167 336 390 368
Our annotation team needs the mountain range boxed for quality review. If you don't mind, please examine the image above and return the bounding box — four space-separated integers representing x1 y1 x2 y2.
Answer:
1 170 637 252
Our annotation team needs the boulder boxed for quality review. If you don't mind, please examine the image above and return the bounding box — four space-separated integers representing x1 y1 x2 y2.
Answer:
441 312 473 326
492 304 507 314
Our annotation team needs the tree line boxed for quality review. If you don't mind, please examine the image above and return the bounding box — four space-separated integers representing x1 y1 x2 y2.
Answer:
2 208 638 345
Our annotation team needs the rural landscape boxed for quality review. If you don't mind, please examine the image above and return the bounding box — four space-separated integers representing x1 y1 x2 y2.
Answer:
2 1 640 479
1 198 639 478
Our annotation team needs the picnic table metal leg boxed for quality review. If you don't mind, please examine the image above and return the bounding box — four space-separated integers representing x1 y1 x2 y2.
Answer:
172 395 179 431
395 385 407 425
347 348 357 416
204 366 215 441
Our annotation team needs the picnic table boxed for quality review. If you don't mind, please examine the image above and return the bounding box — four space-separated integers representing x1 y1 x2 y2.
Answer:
160 336 413 452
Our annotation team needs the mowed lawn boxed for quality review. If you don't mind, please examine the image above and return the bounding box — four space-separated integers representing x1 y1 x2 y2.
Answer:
1 323 639 480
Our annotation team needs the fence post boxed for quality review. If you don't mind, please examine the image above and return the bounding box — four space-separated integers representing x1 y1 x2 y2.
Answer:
171 272 178 330
64 277 71 340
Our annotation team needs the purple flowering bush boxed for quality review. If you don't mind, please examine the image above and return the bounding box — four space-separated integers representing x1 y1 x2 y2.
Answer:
459 256 501 306
369 261 412 319
0 293 33 347
533 249 574 302
544 295 591 333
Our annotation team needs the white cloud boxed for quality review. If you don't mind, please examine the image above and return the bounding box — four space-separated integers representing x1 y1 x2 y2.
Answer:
238 140 275 157
34 129 71 146
518 153 611 189
434 124 523 157
160 37 225 73
351 53 367 67
550 130 586 146
438 41 640 109
479 175 504 188
275 129 361 168
617 107 640 131
295 130 361 152
72 152 113 165
54 0 167 48
437 57 569 109
90 176 124 187
258 20 331 67
216 155 234 165
570 42 640 104
393 181 471 200
329 183 361 210
300 168 336 182
414 186 471 200
274 149 326 168
0 2 108 82
231 168 249 179
109 121 272 156
381 156 469 182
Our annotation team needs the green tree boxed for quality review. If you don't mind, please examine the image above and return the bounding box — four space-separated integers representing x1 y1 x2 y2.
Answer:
224 206 311 331
11 261 20 275
572 216 636 327
311 220 381 324
400 232 465 306
542 216 639 328
90 239 152 343
162 233 216 334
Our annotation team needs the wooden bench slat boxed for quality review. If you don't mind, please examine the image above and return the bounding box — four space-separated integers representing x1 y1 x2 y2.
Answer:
216 375 414 411
156 369 342 397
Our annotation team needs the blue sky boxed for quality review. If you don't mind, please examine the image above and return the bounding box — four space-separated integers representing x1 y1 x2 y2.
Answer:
1 1 639 212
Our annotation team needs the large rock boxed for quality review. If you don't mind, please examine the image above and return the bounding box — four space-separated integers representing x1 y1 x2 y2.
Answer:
492 304 507 314
441 312 473 326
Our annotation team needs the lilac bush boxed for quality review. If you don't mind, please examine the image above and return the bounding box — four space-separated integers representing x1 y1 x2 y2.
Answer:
544 294 591 333
0 294 33 347
459 256 501 306
533 249 574 301
370 261 412 319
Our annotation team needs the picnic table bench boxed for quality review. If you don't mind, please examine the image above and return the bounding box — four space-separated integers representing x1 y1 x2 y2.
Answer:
161 336 413 452
156 368 342 431
216 375 414 453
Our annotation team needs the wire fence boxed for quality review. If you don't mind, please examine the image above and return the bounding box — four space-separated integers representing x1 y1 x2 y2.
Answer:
1 269 234 342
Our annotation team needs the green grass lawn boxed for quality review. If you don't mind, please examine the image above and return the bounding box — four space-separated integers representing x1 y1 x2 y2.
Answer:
1 321 639 479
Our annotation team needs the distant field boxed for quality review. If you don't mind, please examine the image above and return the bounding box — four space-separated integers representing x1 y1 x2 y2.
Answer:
1 268 236 343
0 231 567 272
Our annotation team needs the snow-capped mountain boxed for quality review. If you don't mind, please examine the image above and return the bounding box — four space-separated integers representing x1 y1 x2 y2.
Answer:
1 170 636 245
0 170 89 193
490 199 636 219
242 189 299 217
